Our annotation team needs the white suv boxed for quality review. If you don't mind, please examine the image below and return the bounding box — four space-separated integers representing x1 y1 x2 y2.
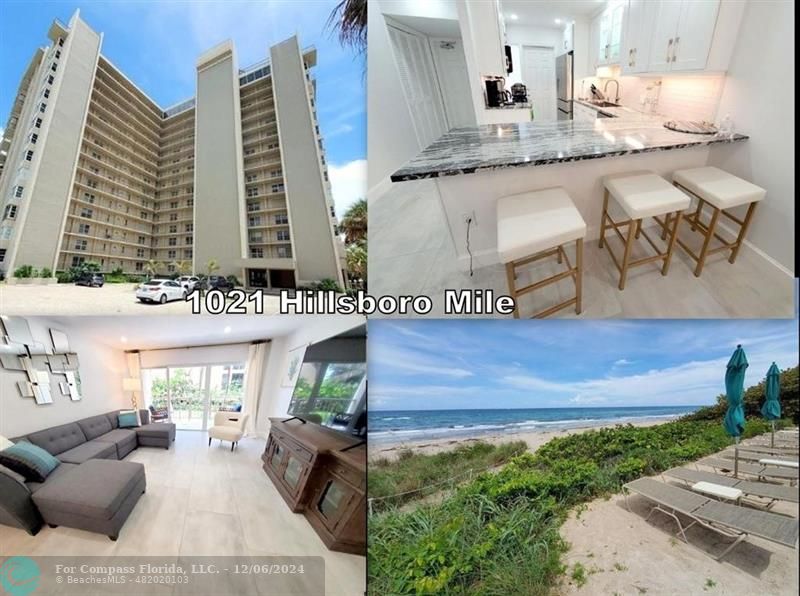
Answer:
177 275 200 292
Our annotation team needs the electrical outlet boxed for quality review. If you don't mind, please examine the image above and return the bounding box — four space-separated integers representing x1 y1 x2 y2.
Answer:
462 211 476 227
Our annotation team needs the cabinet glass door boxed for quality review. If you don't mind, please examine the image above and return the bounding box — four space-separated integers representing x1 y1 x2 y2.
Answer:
283 454 304 489
598 11 611 64
318 479 347 520
270 442 285 471
608 5 624 63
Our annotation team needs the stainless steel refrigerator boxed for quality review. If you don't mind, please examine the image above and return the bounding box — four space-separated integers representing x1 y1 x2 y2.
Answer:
556 51 573 120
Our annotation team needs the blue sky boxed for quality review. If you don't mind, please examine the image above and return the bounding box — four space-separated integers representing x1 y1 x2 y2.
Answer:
0 0 365 216
369 319 800 411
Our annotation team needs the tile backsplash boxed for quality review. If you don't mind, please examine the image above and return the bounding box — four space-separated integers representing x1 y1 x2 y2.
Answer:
577 73 726 123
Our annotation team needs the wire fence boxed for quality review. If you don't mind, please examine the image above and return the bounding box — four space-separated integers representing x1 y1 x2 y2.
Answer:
367 462 503 517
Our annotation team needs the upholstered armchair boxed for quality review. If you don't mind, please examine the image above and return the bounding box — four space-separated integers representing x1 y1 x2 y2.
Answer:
208 412 249 451
148 405 169 422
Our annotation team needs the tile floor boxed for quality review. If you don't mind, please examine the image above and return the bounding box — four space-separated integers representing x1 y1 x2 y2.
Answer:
0 431 365 596
369 180 795 318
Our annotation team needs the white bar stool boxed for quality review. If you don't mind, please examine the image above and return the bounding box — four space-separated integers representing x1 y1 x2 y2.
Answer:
497 188 586 318
600 171 691 290
670 166 765 277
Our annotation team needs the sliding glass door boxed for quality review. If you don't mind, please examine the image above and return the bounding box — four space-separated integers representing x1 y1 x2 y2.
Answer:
141 363 245 431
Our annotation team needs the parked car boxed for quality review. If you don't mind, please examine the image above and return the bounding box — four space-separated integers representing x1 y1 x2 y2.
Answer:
177 275 200 292
199 276 235 293
136 279 187 304
74 272 104 287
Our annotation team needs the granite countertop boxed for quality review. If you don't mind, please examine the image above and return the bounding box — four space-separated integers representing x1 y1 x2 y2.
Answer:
391 117 748 182
573 98 653 119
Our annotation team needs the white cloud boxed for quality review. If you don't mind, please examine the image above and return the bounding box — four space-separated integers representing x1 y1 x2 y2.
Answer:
370 342 474 379
614 359 633 366
328 159 366 218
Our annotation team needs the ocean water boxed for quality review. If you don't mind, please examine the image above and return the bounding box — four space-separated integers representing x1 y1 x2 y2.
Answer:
369 406 700 444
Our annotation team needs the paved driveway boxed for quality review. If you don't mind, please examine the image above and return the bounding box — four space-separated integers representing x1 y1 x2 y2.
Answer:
0 283 281 315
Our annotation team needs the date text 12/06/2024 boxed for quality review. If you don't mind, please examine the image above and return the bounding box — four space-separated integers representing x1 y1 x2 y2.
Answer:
185 289 515 316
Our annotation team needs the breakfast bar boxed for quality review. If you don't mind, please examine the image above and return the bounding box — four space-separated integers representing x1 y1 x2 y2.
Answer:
391 118 748 271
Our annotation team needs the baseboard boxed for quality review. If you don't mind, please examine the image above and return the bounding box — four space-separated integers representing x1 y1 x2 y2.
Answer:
716 221 795 278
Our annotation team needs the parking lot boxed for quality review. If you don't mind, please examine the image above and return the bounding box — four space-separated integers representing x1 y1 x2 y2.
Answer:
0 283 282 315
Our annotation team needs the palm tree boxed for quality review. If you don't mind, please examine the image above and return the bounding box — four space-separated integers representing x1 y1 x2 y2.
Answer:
205 259 220 278
346 241 367 283
171 260 192 276
340 199 367 244
327 0 367 54
144 260 160 280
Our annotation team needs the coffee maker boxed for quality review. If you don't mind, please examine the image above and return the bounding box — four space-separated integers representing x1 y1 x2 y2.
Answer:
484 76 511 107
510 83 528 104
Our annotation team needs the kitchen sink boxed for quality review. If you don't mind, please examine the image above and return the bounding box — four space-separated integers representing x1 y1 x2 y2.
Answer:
588 100 621 108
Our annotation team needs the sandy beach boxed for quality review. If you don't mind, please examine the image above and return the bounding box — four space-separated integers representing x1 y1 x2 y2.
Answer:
369 417 671 461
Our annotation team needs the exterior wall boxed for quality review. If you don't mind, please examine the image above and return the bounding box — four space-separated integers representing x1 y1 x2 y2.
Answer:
8 13 101 273
0 13 339 286
193 41 247 278
270 36 343 287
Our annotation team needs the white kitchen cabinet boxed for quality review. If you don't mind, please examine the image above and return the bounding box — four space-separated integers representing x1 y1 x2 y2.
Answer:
595 1 625 66
621 0 657 74
589 15 601 71
562 22 574 54
648 0 720 72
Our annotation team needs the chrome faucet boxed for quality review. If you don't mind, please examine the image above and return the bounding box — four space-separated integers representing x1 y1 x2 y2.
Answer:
604 79 621 104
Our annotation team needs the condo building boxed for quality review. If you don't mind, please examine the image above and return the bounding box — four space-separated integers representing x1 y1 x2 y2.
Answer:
0 10 345 289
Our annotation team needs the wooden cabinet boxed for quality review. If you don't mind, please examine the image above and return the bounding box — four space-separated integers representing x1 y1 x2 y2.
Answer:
263 418 365 555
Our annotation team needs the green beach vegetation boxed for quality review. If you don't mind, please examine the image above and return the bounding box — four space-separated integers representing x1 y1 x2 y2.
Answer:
368 366 798 595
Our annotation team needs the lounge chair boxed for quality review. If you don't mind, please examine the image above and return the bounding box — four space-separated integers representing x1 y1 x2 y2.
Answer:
663 467 799 508
720 450 799 464
624 477 799 560
697 457 799 484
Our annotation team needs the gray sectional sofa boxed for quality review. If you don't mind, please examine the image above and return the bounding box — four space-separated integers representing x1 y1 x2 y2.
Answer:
0 409 176 540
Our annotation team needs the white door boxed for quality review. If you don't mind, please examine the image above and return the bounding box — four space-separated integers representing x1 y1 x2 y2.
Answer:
387 24 448 150
648 0 682 72
672 0 720 71
521 46 557 122
429 38 476 129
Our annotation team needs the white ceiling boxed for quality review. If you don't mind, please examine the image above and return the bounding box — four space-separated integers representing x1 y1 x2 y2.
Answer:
43 315 312 351
386 14 462 38
501 0 605 29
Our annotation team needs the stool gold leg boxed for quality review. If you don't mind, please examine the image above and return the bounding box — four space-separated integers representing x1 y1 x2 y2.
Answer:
690 198 704 232
635 219 642 240
661 213 670 241
557 247 563 264
619 218 638 291
729 202 757 264
695 206 720 277
575 238 583 314
662 210 683 276
505 262 519 319
599 189 610 249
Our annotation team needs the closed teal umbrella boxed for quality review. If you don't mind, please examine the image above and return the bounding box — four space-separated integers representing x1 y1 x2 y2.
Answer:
761 363 781 447
723 344 748 477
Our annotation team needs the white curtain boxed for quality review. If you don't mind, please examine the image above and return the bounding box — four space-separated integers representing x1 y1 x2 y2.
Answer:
125 352 142 409
242 342 268 436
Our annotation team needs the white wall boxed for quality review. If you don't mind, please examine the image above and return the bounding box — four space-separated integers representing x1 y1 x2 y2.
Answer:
0 317 128 438
256 316 365 433
505 24 562 49
707 0 795 274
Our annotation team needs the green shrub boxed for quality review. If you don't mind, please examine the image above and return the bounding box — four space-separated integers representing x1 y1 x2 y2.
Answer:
111 267 124 276
56 270 73 283
39 267 53 278
226 275 241 287
13 265 34 278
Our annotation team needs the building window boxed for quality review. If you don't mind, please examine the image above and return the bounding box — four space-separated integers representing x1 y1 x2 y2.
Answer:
247 202 260 212
14 186 24 198
74 239 87 251
250 247 263 258
58 38 64 47
140 212 149 220
275 213 288 225
55 49 61 59
271 183 284 193
249 233 263 243
168 238 177 246
168 250 176 259
277 246 291 258
43 89 50 99
136 248 145 258
270 170 281 178
78 223 90 234
80 207 93 218
86 179 97 189
29 133 38 144
83 193 95 203
184 249 192 258
34 118 42 128
187 198 194 207
135 262 143 271
169 213 177 221
138 236 145 244
247 187 259 197
25 150 34 161
277 230 290 242
248 216 261 227
185 236 192 245
47 75 54 85
246 174 258 182
51 63 57 72
2 205 17 220
185 223 193 232
170 201 178 208
71 256 84 267
169 225 177 233
0 248 5 263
